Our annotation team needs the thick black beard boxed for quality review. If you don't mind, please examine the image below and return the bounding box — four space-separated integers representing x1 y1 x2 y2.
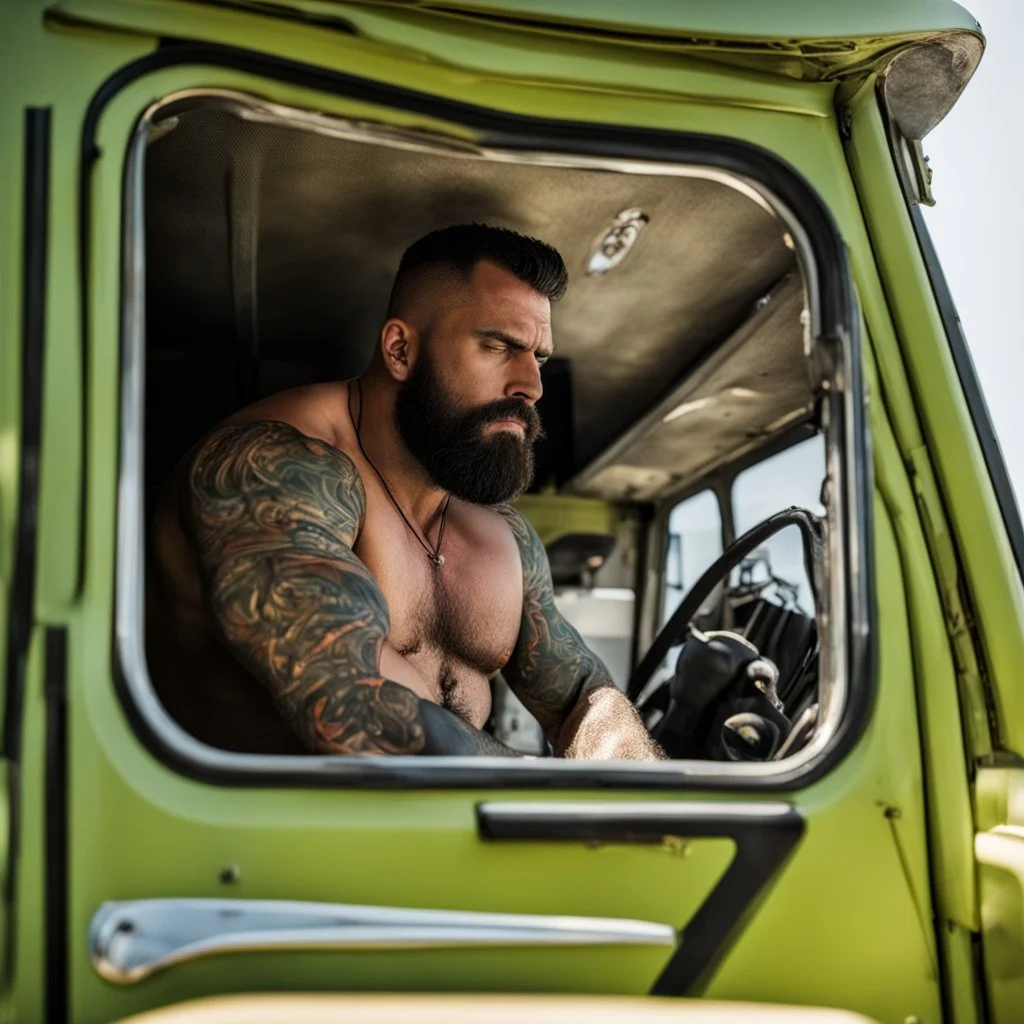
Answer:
396 353 543 505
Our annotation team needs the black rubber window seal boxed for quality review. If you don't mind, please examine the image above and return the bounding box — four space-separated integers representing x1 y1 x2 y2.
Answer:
4 106 52 1010
44 626 69 1024
4 108 51 762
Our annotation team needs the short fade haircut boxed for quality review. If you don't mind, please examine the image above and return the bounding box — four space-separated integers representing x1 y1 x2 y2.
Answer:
387 223 568 317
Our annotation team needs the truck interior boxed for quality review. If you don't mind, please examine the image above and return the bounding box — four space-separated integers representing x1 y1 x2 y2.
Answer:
135 91 839 767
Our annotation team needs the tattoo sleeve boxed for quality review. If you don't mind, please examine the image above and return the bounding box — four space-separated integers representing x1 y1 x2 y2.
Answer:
498 506 665 761
187 420 519 757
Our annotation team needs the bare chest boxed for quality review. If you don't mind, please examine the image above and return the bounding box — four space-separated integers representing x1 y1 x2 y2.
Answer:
354 507 523 725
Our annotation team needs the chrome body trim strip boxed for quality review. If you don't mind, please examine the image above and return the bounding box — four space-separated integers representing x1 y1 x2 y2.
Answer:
89 898 677 984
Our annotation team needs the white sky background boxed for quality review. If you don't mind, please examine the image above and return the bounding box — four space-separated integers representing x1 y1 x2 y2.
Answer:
922 0 1024 507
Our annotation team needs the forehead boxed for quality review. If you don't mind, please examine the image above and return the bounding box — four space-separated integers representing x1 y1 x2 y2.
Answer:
452 259 552 330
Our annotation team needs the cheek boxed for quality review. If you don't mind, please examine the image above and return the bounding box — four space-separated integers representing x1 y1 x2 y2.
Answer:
450 349 504 401
426 358 486 414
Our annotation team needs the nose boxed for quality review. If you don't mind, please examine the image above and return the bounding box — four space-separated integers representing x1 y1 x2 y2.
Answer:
507 351 543 404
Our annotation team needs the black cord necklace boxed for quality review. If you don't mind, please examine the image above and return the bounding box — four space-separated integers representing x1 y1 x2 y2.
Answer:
352 379 451 568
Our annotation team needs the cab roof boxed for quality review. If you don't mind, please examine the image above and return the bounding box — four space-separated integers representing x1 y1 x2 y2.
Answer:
356 0 982 42
185 0 983 82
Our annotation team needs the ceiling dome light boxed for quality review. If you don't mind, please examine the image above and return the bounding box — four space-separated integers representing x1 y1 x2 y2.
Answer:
587 209 649 276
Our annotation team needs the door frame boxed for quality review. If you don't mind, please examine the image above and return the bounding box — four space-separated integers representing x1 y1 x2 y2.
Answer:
84 45 875 792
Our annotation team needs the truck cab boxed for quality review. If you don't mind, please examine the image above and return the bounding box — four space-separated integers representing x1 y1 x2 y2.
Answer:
1 2 1022 1022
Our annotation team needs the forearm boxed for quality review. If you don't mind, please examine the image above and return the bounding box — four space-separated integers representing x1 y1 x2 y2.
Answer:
498 506 663 763
212 585 520 756
273 672 522 758
418 701 522 757
556 685 666 761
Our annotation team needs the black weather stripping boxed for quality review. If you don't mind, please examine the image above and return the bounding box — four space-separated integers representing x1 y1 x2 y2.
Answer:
44 626 69 1024
4 107 50 761
477 800 805 996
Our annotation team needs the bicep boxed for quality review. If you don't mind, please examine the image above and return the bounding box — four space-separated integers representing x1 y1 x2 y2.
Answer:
188 419 364 563
187 422 390 727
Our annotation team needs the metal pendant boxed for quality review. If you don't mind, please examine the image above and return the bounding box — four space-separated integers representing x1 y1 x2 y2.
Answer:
431 554 445 568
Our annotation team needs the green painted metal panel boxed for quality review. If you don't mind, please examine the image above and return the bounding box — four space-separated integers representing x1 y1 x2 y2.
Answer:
59 46 939 1024
165 0 986 90
51 0 836 116
193 0 982 45
0 0 997 1020
2 626 49 1024
0 0 150 622
867 347 979 929
844 79 1024 757
705 494 940 1019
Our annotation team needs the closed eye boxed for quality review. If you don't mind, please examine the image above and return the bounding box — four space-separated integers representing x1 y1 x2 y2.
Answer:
475 329 553 366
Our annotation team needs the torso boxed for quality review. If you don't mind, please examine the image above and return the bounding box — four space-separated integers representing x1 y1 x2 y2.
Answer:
147 381 524 755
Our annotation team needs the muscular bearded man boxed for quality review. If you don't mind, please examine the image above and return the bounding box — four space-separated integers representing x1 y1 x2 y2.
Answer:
148 224 664 760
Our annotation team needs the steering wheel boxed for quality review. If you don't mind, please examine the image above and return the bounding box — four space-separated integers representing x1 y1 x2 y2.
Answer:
627 507 824 709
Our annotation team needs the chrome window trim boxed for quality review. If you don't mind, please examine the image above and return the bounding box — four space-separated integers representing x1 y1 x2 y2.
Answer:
90 897 676 985
116 88 862 786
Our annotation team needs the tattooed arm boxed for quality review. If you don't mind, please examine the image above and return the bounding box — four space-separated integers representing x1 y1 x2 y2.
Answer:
499 507 665 761
187 420 519 757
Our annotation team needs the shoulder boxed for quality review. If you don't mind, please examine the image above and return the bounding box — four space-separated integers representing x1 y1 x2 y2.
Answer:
492 504 549 587
223 381 350 448
187 419 367 545
191 419 362 490
492 503 538 549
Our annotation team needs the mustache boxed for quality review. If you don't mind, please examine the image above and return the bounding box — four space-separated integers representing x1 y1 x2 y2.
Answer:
396 359 542 503
467 398 544 440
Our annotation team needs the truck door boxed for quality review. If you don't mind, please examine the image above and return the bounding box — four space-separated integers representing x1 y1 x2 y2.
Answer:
16 6 963 1024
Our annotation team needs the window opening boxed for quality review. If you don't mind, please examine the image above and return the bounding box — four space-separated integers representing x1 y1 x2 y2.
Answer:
663 490 724 626
732 435 826 614
113 85 869 787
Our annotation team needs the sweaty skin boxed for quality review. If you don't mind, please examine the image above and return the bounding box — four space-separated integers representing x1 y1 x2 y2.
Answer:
148 258 664 759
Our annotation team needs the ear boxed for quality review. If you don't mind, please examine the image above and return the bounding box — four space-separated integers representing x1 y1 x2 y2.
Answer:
379 318 418 382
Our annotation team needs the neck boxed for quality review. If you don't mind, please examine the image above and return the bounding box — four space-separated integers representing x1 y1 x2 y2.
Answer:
352 374 448 528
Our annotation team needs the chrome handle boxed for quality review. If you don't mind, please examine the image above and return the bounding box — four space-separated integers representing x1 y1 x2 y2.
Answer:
90 898 676 984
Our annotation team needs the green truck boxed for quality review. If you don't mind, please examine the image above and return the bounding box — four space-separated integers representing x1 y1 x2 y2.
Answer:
1 1 1022 1022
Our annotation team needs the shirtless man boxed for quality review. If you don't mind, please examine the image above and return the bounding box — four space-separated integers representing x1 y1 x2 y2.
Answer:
148 224 664 759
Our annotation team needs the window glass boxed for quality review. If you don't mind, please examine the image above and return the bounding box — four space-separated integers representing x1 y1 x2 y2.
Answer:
636 489 723 699
663 489 723 625
732 436 826 611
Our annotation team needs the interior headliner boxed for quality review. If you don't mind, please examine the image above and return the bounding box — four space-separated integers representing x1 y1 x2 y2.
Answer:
144 98 814 501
